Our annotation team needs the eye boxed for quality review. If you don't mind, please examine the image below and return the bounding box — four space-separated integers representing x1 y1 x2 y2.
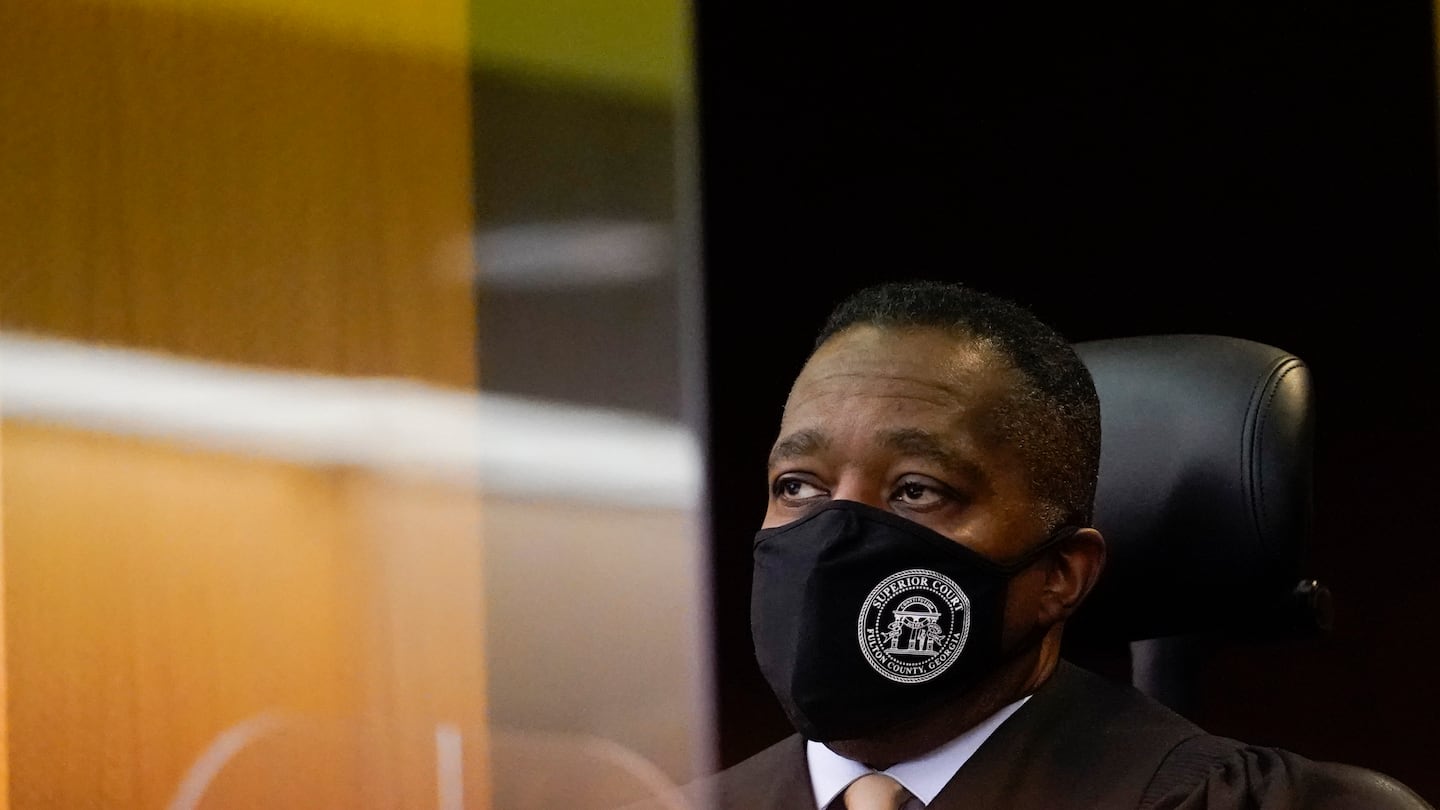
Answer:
772 475 827 504
891 478 949 510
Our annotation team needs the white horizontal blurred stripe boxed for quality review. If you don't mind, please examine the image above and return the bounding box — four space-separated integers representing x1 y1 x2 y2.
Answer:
0 332 700 509
473 220 672 288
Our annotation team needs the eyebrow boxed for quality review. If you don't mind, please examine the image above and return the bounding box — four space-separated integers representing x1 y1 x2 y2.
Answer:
765 427 985 483
878 428 986 483
767 428 830 470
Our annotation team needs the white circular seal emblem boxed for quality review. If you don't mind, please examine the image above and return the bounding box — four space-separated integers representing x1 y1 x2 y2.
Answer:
857 568 971 684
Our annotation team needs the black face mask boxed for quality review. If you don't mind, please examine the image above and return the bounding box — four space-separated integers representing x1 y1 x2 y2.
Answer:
750 500 1073 742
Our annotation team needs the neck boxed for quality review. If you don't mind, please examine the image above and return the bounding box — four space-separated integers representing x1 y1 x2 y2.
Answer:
825 626 1064 768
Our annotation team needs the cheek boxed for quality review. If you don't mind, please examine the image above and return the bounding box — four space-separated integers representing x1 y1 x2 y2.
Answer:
760 504 789 529
761 494 813 529
999 567 1048 644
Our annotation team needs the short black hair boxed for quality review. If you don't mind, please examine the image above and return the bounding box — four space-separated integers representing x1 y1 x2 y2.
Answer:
815 280 1101 528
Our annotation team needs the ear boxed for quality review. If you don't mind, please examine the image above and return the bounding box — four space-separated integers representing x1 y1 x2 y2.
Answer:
1037 527 1106 625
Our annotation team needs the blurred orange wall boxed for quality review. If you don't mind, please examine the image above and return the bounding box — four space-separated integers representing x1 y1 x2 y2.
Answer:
0 0 477 386
4 423 489 809
0 0 485 806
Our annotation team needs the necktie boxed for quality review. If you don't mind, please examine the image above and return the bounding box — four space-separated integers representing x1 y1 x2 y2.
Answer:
841 772 913 810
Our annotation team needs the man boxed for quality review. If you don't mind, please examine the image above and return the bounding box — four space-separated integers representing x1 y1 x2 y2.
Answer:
698 280 1431 809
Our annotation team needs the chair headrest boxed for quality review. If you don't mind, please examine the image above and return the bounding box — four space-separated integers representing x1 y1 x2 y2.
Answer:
1067 335 1315 643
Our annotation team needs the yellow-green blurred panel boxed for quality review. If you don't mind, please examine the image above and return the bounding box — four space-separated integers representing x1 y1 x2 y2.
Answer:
473 0 686 100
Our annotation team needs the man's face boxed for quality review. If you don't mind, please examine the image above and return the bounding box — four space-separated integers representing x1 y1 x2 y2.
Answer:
764 325 1053 638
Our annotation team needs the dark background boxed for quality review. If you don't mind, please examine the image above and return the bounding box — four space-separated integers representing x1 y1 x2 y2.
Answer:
693 1 1440 801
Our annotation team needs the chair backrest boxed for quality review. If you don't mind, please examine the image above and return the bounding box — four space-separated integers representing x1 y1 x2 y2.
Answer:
1064 335 1331 711
1064 335 1435 809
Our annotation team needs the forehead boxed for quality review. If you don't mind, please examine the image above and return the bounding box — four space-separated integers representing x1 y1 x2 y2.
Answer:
775 326 1019 458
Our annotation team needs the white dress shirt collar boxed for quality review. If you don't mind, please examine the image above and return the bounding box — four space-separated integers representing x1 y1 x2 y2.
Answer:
805 694 1031 809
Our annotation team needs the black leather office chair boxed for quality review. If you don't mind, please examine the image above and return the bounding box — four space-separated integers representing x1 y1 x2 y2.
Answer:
1065 334 1328 709
1064 335 1431 808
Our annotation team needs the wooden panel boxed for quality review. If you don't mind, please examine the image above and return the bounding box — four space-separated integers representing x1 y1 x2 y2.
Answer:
0 0 477 386
2 422 488 809
0 0 484 805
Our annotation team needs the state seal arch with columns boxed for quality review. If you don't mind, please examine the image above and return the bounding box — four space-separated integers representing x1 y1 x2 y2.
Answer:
858 568 971 684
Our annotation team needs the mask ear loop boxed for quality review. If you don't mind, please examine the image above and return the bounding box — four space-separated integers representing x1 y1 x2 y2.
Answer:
981 526 1086 682
992 525 1083 575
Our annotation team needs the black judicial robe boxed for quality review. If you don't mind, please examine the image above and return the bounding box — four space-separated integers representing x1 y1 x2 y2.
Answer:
692 662 1432 810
